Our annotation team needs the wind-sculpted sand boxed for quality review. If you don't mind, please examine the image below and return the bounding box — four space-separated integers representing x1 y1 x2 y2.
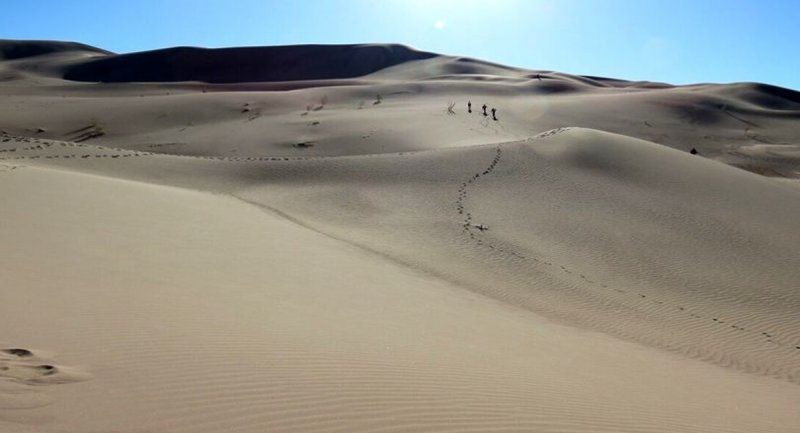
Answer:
2 39 799 432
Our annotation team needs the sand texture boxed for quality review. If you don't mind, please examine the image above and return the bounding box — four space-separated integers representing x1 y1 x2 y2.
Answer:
2 39 800 432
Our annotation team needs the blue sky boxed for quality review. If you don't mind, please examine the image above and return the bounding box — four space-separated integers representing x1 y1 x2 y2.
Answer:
3 0 799 89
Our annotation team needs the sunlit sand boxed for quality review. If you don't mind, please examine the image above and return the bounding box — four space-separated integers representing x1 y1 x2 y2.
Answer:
2 40 800 433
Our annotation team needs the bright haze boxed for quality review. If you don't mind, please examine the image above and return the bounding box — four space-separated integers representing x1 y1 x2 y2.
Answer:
3 0 800 89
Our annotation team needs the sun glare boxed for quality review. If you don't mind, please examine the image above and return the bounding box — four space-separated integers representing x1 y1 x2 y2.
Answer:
434 19 445 29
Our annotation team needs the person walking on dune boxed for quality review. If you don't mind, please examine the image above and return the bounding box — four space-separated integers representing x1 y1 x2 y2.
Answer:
482 104 488 116
491 108 497 121
468 101 472 113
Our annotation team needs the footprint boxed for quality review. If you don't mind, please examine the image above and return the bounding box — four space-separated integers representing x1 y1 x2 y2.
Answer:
38 365 57 376
0 363 60 384
0 347 91 385
2 348 33 358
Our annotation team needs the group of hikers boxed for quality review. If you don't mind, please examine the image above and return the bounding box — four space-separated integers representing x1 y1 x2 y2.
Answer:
467 101 498 120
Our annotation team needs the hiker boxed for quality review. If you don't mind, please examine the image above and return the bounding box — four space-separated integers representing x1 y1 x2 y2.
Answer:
482 104 488 116
468 101 472 113
491 108 497 121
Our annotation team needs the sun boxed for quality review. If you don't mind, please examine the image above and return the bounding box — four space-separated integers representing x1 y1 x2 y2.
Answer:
434 20 445 30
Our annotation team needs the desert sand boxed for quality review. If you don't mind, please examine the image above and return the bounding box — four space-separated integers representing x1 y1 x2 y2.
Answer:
1 39 800 432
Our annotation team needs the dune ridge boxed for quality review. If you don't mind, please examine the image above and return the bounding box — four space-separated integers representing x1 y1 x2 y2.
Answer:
60 43 438 83
0 39 110 60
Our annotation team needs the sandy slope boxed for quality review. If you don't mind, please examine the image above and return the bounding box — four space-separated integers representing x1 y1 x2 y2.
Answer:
2 39 800 172
2 40 800 432
2 162 799 433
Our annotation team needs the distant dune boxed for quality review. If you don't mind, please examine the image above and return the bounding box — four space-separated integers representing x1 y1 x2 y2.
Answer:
2 39 799 433
0 39 111 60
60 43 438 83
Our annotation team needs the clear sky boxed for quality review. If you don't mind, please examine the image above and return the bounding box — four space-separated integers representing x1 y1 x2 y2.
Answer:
3 0 799 89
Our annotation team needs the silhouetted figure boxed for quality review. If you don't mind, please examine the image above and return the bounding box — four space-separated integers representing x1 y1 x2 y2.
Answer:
536 73 542 81
690 147 698 155
482 104 488 116
468 101 472 113
491 108 497 121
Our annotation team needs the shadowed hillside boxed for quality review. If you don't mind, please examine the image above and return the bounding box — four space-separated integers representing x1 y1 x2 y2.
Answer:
61 43 439 83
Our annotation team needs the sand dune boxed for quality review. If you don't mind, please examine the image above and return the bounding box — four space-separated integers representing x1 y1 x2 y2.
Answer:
2 40 799 173
2 40 800 432
0 39 109 60
59 43 437 83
